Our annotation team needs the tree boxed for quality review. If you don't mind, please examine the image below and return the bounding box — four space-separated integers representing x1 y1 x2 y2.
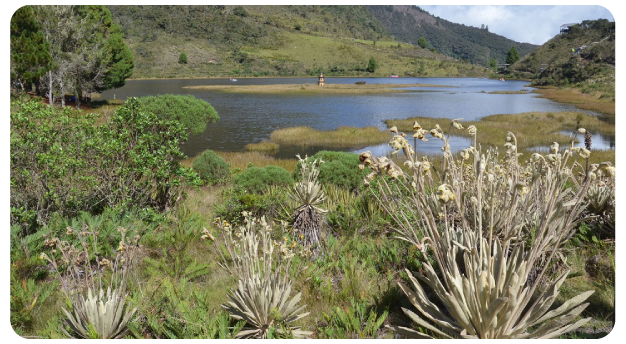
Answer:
179 51 188 64
10 6 51 91
490 57 497 70
418 36 428 49
367 57 378 73
35 5 133 108
506 46 520 65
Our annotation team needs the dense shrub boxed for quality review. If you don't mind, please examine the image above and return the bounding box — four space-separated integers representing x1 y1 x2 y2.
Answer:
234 165 293 194
10 98 200 233
215 166 293 224
192 150 231 185
135 94 219 135
293 151 367 191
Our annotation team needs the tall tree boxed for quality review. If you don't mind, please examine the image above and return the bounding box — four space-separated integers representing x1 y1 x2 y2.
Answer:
490 57 497 70
506 46 520 65
367 57 378 73
10 6 52 91
36 5 133 108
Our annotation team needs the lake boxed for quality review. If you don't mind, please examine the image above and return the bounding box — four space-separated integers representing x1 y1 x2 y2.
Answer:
100 77 602 159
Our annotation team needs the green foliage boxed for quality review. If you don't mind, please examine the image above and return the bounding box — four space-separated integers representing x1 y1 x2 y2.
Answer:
102 22 134 90
192 150 231 185
135 94 219 135
367 57 378 73
10 99 200 233
417 36 427 49
293 151 367 191
127 278 244 338
142 207 211 281
10 5 51 88
178 51 188 64
318 298 388 338
10 269 58 334
234 165 293 194
490 57 497 69
506 46 520 64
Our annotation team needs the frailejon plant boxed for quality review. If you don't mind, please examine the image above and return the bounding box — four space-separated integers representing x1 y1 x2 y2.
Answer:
361 120 601 338
40 226 139 338
289 155 327 256
213 214 312 338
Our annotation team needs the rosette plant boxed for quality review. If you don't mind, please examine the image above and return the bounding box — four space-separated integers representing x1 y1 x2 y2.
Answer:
216 215 311 338
41 227 139 338
361 120 601 338
289 155 327 256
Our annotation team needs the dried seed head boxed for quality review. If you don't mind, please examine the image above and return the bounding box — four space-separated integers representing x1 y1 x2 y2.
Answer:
468 125 477 136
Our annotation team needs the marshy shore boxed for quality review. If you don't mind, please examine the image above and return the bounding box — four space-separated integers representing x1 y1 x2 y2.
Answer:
182 83 449 94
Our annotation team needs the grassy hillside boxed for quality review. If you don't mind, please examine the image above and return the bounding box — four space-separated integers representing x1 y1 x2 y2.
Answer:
108 5 492 79
513 20 615 100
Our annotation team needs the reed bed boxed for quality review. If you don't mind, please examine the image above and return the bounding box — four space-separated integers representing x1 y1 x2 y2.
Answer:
533 87 615 116
215 151 298 172
244 141 280 153
270 126 389 148
386 111 615 164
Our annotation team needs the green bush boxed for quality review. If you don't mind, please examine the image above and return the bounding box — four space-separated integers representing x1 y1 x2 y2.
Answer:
234 165 293 194
10 99 200 233
293 151 367 191
135 94 219 135
192 150 231 185
216 166 293 224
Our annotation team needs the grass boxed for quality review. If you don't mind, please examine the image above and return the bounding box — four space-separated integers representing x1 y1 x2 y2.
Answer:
385 111 615 164
533 86 615 116
270 126 389 148
215 151 298 173
183 83 446 94
244 141 280 153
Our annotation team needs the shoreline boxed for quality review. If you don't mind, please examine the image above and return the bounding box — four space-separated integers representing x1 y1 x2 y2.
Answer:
182 83 450 94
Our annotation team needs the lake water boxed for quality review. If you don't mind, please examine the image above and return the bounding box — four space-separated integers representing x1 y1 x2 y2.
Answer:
100 77 603 158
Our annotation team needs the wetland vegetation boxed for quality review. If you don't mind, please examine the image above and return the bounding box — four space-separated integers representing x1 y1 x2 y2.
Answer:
10 5 615 340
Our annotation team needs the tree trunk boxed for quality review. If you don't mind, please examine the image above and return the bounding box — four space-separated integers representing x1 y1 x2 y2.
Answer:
59 80 65 108
48 70 54 106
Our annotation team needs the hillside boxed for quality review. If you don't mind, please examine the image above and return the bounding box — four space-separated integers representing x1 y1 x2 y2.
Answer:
366 5 538 66
514 19 615 100
108 5 492 79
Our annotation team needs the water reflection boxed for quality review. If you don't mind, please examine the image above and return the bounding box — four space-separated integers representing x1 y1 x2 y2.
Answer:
352 135 472 156
529 131 615 152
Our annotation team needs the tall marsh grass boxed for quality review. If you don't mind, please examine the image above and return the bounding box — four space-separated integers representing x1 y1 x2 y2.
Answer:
270 126 389 148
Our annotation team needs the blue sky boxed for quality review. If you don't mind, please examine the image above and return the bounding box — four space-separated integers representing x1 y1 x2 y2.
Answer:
419 5 615 45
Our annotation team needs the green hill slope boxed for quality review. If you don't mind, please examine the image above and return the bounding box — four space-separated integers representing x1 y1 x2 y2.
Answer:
515 20 614 93
108 5 492 79
366 5 538 66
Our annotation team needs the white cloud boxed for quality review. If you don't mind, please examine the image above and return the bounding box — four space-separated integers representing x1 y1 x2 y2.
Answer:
419 5 615 45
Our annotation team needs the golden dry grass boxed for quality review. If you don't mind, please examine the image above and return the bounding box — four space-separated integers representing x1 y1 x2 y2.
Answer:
182 83 446 94
386 111 614 157
270 126 390 148
245 141 280 153
533 87 615 116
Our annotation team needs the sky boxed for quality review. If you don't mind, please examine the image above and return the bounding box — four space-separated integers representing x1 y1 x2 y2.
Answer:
419 5 615 45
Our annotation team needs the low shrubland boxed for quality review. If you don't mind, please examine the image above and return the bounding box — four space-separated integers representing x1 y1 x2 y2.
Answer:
10 99 614 338
135 94 219 135
192 149 231 186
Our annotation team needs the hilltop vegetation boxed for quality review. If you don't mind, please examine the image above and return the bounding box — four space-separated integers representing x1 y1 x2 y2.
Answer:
108 5 496 78
515 20 614 95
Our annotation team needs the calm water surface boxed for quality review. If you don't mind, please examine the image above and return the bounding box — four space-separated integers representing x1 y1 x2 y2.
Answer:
101 77 602 158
